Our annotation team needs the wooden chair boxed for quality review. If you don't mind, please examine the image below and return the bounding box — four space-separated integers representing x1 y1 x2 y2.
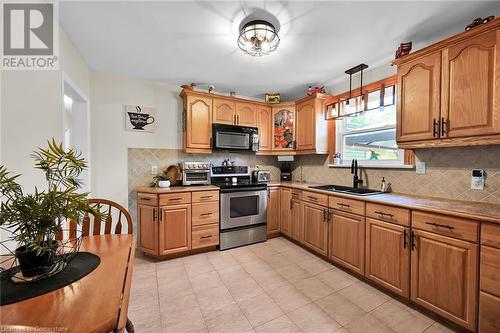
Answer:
56 198 135 333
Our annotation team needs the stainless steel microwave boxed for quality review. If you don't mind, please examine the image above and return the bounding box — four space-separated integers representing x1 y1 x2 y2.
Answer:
212 124 259 152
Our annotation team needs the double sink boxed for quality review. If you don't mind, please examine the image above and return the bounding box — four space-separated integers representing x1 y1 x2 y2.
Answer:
308 184 383 196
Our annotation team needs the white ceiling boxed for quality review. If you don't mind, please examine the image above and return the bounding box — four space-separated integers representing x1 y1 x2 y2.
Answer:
60 1 500 100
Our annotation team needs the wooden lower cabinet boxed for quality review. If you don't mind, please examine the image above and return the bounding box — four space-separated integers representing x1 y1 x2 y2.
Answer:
302 202 328 256
267 187 281 236
280 188 292 237
291 199 304 243
159 204 192 255
365 218 410 297
479 291 500 333
329 210 365 275
138 204 158 256
410 229 478 330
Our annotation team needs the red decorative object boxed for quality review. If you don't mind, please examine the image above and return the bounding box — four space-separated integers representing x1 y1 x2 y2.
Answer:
465 16 495 31
395 42 412 59
307 86 326 96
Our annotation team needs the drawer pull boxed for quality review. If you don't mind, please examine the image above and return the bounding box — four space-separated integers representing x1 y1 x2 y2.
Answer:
425 222 455 230
140 197 151 201
308 196 318 201
169 198 182 201
200 212 213 216
375 211 394 218
337 203 350 208
200 235 213 239
200 196 213 199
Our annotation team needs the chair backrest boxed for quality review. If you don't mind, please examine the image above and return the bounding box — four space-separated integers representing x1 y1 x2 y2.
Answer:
56 199 133 240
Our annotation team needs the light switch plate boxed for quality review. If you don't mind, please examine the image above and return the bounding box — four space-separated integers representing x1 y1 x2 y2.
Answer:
471 169 485 190
151 165 158 175
415 162 426 174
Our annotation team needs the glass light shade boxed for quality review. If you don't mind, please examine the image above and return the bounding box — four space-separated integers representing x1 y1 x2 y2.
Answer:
238 20 280 56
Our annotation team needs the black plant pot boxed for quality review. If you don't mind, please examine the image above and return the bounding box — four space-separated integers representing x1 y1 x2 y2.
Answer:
15 240 58 277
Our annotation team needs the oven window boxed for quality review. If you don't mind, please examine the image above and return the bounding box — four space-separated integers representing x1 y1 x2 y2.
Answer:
217 131 249 149
230 195 259 218
185 173 208 181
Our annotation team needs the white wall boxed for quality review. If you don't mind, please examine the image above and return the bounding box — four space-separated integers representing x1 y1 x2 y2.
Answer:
328 62 396 95
90 71 182 207
59 27 90 98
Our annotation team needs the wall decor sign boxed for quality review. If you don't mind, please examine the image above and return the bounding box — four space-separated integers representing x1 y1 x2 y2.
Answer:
125 105 156 132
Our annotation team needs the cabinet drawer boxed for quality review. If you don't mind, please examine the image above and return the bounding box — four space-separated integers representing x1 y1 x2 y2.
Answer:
481 245 500 297
329 196 365 216
302 191 328 206
137 193 158 206
291 189 302 200
482 223 500 249
192 224 219 249
159 192 191 206
479 291 500 333
366 203 410 226
412 211 478 242
192 190 219 203
192 202 219 226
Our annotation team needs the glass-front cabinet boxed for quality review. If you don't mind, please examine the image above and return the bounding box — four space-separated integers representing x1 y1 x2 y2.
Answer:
272 105 296 150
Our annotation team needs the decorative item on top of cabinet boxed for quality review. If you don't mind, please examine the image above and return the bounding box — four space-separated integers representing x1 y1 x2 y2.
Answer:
180 90 212 154
273 104 296 151
394 18 500 148
265 93 281 104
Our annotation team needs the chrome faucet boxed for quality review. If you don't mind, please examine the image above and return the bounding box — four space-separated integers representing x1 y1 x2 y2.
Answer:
351 159 363 189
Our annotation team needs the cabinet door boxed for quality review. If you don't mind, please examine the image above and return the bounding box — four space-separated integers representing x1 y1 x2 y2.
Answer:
303 202 328 256
365 218 409 297
138 204 158 256
213 98 236 125
159 204 191 255
267 188 281 236
236 102 257 127
329 210 365 275
479 291 500 333
280 188 292 237
397 52 441 142
291 199 304 243
296 100 316 150
411 229 477 330
186 95 213 150
272 106 296 150
257 105 272 151
442 30 500 138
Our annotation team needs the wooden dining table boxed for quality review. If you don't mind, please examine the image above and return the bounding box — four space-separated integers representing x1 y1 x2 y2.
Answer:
0 234 136 333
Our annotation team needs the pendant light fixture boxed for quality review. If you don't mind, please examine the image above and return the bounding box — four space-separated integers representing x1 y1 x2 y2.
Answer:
237 20 280 56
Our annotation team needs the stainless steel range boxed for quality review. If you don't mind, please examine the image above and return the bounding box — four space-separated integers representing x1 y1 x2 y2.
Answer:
211 165 267 250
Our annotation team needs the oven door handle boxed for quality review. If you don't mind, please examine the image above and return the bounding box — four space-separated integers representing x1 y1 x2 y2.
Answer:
220 186 267 193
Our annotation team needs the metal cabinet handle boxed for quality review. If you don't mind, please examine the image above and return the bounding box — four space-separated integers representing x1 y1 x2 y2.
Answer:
141 197 151 201
337 202 350 208
200 235 213 239
441 117 447 137
237 115 240 124
200 195 212 199
159 208 163 221
153 208 157 222
433 118 438 138
200 212 213 216
290 200 293 209
425 222 455 230
323 209 327 222
375 211 394 218
403 228 407 249
169 198 182 201
410 231 416 251
308 196 318 201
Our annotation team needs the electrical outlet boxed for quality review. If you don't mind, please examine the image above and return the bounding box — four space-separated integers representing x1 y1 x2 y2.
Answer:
471 169 485 190
151 165 158 175
415 162 426 175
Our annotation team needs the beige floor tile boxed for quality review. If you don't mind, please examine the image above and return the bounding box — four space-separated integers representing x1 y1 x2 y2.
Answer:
255 315 301 333
262 253 294 269
162 305 207 333
218 265 251 285
208 251 239 271
160 293 199 317
288 303 341 333
129 283 159 312
315 292 366 326
190 270 224 293
270 283 311 313
226 276 265 302
128 304 162 333
337 281 390 312
228 247 261 264
252 269 289 293
158 276 194 302
297 257 333 275
241 259 273 276
196 285 235 315
156 262 189 283
295 277 334 301
423 322 459 333
316 268 357 292
156 257 185 274
185 258 215 278
371 300 434 333
250 243 279 258
277 263 312 283
204 302 252 333
238 293 284 327
345 313 394 333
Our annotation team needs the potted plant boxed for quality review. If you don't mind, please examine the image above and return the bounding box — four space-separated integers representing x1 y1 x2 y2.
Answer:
150 172 172 188
0 140 104 278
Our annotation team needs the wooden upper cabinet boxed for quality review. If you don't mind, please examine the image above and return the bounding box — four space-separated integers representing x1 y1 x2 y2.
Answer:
296 99 316 150
159 204 192 255
185 95 212 152
267 187 280 236
236 102 257 127
280 188 292 236
302 201 328 256
442 30 500 138
257 105 272 152
397 51 442 142
138 204 158 256
272 105 296 150
213 98 236 125
411 229 477 330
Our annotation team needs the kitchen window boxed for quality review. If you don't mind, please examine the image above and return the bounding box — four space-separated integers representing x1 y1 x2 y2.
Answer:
333 82 409 168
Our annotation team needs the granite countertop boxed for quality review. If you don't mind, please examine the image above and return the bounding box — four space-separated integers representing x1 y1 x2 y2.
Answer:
134 185 220 194
268 181 500 224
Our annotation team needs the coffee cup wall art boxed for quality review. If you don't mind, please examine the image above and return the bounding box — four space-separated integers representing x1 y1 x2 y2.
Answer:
125 105 157 132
